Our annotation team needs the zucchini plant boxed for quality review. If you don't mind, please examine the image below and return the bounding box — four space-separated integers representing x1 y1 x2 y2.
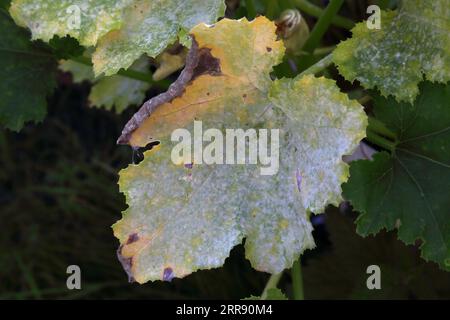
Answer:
1 0 448 299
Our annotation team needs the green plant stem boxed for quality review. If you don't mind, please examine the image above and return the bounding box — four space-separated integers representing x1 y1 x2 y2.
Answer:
69 56 171 89
261 272 283 300
302 0 345 54
366 129 396 152
280 0 295 11
368 117 397 140
296 45 336 58
245 0 257 19
357 95 372 105
312 45 336 56
291 258 304 300
293 0 354 30
265 0 279 20
298 53 333 76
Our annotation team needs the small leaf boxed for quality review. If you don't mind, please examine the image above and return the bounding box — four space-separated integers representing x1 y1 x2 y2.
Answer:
59 51 95 83
89 56 151 112
113 17 367 283
92 0 225 76
0 11 56 131
153 47 187 81
60 54 151 112
333 1 450 103
343 82 450 271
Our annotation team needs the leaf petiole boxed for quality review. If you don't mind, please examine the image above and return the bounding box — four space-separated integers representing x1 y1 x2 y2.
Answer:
291 258 304 300
368 117 397 140
366 129 396 153
298 53 333 77
293 0 354 30
261 272 283 300
301 0 346 54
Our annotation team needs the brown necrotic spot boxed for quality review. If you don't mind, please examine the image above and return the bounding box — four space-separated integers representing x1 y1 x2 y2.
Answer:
192 48 222 79
266 47 272 52
126 233 139 244
163 267 174 282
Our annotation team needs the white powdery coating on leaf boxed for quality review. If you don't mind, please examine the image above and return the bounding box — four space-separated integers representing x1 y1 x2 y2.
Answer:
333 0 450 103
92 0 226 76
268 75 368 213
112 18 367 282
113 75 367 282
114 146 244 283
10 0 133 46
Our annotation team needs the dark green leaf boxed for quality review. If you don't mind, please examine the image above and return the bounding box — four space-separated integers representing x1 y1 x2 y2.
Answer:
48 35 83 60
343 82 450 271
0 11 57 131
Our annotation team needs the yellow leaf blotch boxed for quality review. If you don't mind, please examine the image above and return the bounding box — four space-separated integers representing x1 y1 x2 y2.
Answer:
126 17 285 147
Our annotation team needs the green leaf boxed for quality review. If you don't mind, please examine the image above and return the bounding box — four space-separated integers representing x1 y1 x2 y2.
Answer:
60 55 151 112
9 0 225 76
59 57 95 83
92 0 225 76
333 1 450 103
303 208 450 299
343 82 450 271
113 17 367 283
0 11 56 131
244 288 288 300
48 35 84 59
9 0 133 46
89 56 151 112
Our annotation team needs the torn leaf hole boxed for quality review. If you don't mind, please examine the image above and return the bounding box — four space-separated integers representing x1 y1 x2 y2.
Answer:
132 141 160 164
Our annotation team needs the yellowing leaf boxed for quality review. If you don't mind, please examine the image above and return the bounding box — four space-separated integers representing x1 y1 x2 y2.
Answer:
92 0 225 76
9 0 133 46
118 16 285 147
113 17 367 283
333 0 450 103
153 48 187 81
